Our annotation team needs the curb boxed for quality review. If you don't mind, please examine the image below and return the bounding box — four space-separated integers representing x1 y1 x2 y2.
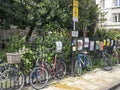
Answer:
101 80 120 90
108 83 120 90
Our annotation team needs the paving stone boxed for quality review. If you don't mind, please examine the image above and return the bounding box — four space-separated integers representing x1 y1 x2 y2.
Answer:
23 64 120 90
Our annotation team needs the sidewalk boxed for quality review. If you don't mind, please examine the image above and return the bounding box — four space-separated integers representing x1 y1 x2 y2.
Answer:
23 64 120 90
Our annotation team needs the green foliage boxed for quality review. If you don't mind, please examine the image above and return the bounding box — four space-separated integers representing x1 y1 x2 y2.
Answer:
0 0 99 38
0 0 102 75
1 35 26 63
38 31 71 63
0 0 70 30
77 0 99 36
1 31 71 75
95 28 120 39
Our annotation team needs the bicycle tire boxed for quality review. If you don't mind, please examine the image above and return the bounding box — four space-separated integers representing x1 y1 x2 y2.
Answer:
101 58 113 71
55 61 66 79
30 67 49 89
86 55 92 71
75 60 82 76
2 68 24 90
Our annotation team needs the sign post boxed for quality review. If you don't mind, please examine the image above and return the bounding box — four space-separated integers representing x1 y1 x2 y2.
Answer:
71 0 79 77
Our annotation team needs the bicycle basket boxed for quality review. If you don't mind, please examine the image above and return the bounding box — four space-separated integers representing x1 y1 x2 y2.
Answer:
6 53 22 64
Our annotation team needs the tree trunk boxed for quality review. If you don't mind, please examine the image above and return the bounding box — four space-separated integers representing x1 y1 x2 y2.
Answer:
26 26 34 42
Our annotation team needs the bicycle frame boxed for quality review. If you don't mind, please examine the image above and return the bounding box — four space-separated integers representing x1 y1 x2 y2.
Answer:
77 53 87 66
99 50 109 59
44 54 57 77
35 51 58 77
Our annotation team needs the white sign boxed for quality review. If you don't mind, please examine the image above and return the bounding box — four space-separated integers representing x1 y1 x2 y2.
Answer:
56 41 62 52
78 40 83 50
118 39 120 48
118 39 120 46
111 40 114 46
73 17 78 22
72 31 78 37
84 38 89 48
89 41 94 51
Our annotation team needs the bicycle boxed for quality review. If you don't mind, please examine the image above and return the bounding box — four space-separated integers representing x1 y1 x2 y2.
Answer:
30 48 66 90
0 53 25 90
75 50 92 76
99 49 113 71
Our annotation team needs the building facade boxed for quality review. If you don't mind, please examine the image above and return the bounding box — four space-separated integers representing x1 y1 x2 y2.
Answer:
96 0 120 30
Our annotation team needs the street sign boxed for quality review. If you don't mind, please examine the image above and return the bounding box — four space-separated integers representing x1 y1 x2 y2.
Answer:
73 0 78 22
73 7 78 22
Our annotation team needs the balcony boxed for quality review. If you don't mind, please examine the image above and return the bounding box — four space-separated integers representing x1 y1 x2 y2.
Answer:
101 22 120 29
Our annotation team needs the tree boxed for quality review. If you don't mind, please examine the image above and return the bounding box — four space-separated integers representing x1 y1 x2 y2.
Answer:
0 0 99 39
77 0 99 37
0 0 72 41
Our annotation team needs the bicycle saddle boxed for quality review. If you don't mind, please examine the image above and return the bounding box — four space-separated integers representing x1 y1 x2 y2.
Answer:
82 51 88 54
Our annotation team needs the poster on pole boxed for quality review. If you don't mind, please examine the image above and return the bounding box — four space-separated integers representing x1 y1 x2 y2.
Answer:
107 38 110 46
56 41 62 52
111 40 114 46
84 38 89 48
96 41 100 50
118 39 120 48
77 40 83 50
100 42 104 51
89 41 95 51
103 39 106 46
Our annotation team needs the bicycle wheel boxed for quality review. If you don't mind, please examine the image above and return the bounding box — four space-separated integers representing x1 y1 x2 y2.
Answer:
30 67 49 89
55 61 66 79
101 58 113 71
86 55 92 71
75 60 82 76
2 68 24 90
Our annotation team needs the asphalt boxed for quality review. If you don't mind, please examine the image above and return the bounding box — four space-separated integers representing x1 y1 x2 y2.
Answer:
23 64 120 90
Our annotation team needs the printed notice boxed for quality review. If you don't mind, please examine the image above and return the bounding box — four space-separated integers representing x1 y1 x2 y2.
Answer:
89 41 95 51
56 41 62 52
78 40 83 50
84 38 89 48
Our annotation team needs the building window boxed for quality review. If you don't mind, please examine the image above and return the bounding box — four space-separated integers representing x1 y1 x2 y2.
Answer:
101 0 105 8
114 0 120 7
114 14 120 22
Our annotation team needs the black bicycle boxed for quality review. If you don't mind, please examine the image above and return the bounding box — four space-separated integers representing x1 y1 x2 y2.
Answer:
1 53 25 90
100 50 113 71
93 48 113 71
